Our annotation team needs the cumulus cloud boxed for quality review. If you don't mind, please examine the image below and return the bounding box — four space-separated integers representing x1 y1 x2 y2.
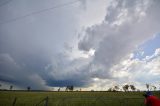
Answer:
110 48 160 89
78 0 160 79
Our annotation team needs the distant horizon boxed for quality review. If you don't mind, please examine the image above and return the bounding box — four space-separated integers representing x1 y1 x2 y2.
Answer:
0 83 159 92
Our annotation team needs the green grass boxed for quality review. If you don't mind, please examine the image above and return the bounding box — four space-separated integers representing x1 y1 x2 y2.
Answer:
0 91 160 106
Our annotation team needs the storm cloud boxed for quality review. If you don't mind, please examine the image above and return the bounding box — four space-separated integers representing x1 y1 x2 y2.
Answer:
0 0 160 90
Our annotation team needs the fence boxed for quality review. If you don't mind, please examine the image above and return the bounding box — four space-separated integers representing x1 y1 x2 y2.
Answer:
0 96 145 106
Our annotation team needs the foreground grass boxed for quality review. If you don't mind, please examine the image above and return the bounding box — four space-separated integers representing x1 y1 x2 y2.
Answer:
0 91 160 106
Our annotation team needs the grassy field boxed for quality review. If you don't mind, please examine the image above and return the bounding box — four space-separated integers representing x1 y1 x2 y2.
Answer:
0 91 160 106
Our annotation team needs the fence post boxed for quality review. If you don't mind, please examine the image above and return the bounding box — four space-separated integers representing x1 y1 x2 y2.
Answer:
45 96 48 106
12 97 17 106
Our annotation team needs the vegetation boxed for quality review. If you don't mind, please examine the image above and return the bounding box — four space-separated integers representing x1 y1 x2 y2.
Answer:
123 85 129 92
0 91 160 106
27 86 31 91
10 85 13 90
65 85 74 91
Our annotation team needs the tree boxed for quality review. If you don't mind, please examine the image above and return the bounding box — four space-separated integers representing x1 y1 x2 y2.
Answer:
114 85 119 91
107 88 113 92
58 88 60 92
146 84 149 91
27 86 31 91
152 86 156 91
65 86 74 91
69 86 74 91
137 89 140 92
65 86 68 91
130 85 136 91
10 85 13 90
80 88 82 91
123 85 129 92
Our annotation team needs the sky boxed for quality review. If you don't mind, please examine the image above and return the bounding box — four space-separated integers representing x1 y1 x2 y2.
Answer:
0 0 160 91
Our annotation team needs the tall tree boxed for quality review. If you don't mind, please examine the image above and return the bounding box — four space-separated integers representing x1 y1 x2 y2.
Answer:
152 86 156 91
114 85 119 91
65 86 68 91
58 88 60 92
10 85 13 90
66 85 74 91
69 86 74 91
107 88 113 92
123 85 129 92
27 86 31 91
146 84 149 91
130 85 136 91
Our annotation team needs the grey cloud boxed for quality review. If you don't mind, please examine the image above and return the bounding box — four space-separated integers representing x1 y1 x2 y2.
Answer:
78 23 113 51
44 53 93 87
78 0 160 79
79 0 87 10
45 0 160 88
0 0 160 89
0 53 48 90
0 0 81 89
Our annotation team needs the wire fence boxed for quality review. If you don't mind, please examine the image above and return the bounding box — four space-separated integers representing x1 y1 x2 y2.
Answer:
0 96 146 106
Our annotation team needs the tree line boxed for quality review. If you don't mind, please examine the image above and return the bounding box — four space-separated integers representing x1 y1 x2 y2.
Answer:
107 84 158 92
0 83 159 91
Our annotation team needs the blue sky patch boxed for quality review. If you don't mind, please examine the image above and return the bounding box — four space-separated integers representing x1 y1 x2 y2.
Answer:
134 33 160 60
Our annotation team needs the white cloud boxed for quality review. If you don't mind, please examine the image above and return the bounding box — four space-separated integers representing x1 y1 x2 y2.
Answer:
77 0 111 27
109 48 160 90
78 0 160 79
